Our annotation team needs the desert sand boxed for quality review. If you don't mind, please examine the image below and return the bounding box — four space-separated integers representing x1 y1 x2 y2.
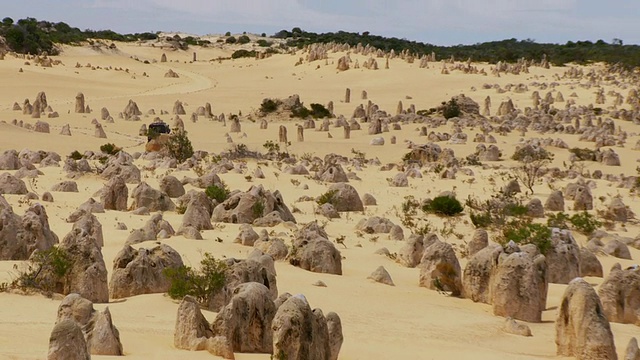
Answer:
0 36 639 359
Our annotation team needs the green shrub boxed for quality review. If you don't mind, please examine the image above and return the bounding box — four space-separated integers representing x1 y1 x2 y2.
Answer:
260 99 279 113
166 128 194 163
442 99 461 119
316 190 338 206
290 106 311 119
263 140 280 153
99 143 120 155
163 253 226 306
309 103 331 118
237 35 250 44
257 39 272 47
470 211 492 228
225 36 237 44
205 183 230 203
504 203 529 217
569 211 601 235
252 199 265 218
423 195 464 216
69 150 83 160
546 212 570 229
231 49 256 59
499 220 552 254
13 247 71 293
224 31 231 36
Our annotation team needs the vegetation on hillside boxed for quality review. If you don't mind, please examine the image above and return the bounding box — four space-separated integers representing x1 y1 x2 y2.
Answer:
3 17 639 69
0 17 158 55
274 28 640 68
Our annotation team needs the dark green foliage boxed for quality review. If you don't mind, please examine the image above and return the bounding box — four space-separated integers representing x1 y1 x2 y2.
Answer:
69 150 83 160
569 148 597 161
231 49 256 59
290 106 310 118
546 212 570 229
309 103 331 118
512 145 553 162
252 200 265 218
271 29 640 69
262 140 280 153
257 39 272 47
316 190 338 206
504 203 529 217
163 253 227 306
499 220 552 254
568 211 602 235
442 99 461 119
0 17 158 55
166 128 194 163
225 31 231 36
183 36 211 46
13 247 71 293
290 103 331 119
423 196 464 216
99 143 120 155
225 36 237 44
237 35 251 44
205 183 230 203
470 211 492 228
260 99 279 113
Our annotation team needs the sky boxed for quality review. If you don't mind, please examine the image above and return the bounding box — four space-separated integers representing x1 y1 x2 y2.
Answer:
1 0 639 46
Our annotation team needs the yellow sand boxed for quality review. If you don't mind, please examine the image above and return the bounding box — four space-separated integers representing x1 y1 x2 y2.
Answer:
0 39 638 359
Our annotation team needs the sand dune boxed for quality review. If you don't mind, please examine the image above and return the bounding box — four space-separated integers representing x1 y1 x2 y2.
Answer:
0 39 639 359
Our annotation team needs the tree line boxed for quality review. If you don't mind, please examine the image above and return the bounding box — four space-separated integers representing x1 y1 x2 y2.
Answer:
2 17 639 69
274 28 640 69
0 17 158 55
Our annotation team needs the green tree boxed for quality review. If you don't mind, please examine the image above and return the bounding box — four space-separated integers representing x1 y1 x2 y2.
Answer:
166 128 194 163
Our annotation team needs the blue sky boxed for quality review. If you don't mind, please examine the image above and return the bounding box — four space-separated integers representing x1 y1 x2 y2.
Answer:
2 0 638 45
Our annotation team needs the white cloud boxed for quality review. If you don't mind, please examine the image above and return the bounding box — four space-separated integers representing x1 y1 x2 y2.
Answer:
74 0 640 44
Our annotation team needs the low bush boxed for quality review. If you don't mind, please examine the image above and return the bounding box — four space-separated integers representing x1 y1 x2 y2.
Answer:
442 99 461 119
166 128 194 163
546 212 570 229
423 195 464 216
231 49 256 59
163 253 226 306
470 211 492 228
257 39 272 47
69 150 83 160
568 211 601 235
260 99 279 114
225 36 237 44
99 143 120 155
12 247 71 293
316 190 338 206
252 200 265 218
205 183 230 203
546 211 601 235
237 35 250 44
498 219 552 254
